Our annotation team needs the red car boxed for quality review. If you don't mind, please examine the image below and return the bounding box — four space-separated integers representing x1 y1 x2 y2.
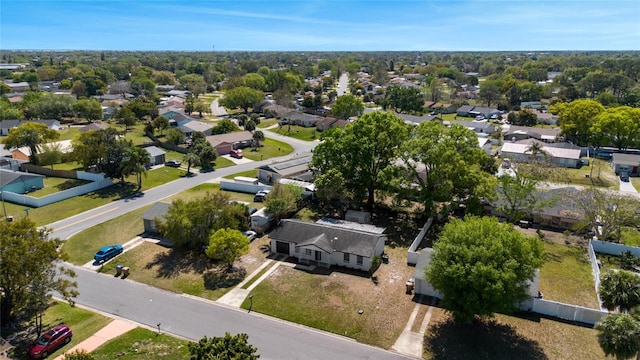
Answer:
230 149 243 159
28 324 72 358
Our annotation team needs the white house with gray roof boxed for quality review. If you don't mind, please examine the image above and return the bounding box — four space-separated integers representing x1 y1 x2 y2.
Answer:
269 219 386 272
141 202 171 233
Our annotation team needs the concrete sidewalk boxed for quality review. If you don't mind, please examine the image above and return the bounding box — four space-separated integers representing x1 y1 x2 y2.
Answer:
392 298 434 359
217 259 282 308
54 319 136 360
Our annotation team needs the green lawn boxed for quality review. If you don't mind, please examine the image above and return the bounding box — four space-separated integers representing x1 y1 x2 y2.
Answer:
56 126 81 141
270 125 319 141
92 328 190 360
539 242 599 308
223 169 258 180
52 161 84 171
28 177 91 198
214 156 235 168
64 206 149 265
558 159 618 189
621 226 640 247
8 302 112 360
242 138 293 161
257 118 277 128
99 242 235 301
631 176 640 191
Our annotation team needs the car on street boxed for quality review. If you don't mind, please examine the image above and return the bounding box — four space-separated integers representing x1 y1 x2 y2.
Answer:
94 244 124 263
243 230 257 242
165 160 181 168
230 149 243 159
253 189 270 202
28 324 72 359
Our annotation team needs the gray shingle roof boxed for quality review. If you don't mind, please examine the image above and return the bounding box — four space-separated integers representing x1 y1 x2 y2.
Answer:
269 219 386 258
141 202 171 221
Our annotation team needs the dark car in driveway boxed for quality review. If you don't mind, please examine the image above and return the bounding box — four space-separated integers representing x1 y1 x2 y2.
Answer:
94 244 123 263
165 160 181 168
253 189 270 202
28 324 72 359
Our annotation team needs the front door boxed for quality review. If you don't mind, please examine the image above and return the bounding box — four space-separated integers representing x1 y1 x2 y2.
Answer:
315 250 322 261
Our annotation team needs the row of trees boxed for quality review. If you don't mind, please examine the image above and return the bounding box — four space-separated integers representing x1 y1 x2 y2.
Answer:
311 111 497 216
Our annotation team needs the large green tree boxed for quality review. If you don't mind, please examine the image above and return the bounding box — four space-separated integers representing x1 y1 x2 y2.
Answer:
0 218 78 327
72 98 103 122
331 94 364 119
70 128 120 169
399 122 497 216
311 111 409 209
382 85 424 114
596 314 640 360
188 333 259 360
220 86 264 114
554 99 605 145
158 192 247 249
205 228 250 271
479 81 502 108
591 106 640 151
2 122 60 164
264 183 302 223
425 216 544 323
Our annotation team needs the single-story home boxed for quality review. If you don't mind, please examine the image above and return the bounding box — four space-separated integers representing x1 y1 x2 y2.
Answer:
478 137 492 155
179 120 213 137
10 140 73 162
468 106 501 119
144 146 166 166
536 112 559 125
520 101 543 109
141 201 171 234
450 120 495 135
456 105 475 117
3 81 30 92
485 186 585 231
205 131 253 155
430 103 457 114
281 111 323 128
0 119 61 136
0 169 44 194
395 113 437 126
269 219 386 272
500 140 580 168
611 153 640 176
504 125 561 143
257 154 313 184
79 121 109 133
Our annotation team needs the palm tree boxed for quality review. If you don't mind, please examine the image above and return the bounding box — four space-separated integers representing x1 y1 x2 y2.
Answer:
524 141 548 160
122 146 150 190
596 313 640 360
600 270 640 313
183 152 200 176
252 130 265 150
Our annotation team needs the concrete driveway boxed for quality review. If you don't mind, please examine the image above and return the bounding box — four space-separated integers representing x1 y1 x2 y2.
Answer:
221 154 254 165
619 177 638 193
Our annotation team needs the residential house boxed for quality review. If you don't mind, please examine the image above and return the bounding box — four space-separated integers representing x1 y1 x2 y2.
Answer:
485 187 585 231
0 63 28 71
0 169 44 194
611 153 640 176
257 154 313 184
315 117 339 131
144 146 166 166
165 89 191 97
3 82 30 92
450 120 495 135
469 106 501 119
205 131 253 155
10 140 73 162
504 125 561 143
395 113 437 126
141 202 171 234
281 111 323 128
478 137 493 155
269 219 386 272
430 103 457 114
79 121 109 133
0 119 61 136
179 120 213 137
500 139 581 168
0 158 20 171
456 105 475 117
520 101 543 109
535 112 558 125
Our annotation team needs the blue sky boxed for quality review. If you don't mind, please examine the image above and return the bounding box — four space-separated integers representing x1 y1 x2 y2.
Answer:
1 0 639 51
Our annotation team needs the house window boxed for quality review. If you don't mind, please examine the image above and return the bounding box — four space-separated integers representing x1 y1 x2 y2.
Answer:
357 255 363 265
343 253 350 263
305 249 312 256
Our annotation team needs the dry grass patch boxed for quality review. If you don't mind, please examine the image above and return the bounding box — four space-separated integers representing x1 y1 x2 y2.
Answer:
424 308 604 360
244 248 416 349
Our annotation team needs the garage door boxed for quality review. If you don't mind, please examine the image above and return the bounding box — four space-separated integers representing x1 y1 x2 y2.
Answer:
275 241 290 255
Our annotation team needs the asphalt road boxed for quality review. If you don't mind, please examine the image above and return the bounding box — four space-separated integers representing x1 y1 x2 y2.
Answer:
47 128 316 240
337 73 349 97
68 265 410 360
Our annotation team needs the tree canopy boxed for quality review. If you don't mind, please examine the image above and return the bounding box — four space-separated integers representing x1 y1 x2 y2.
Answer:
2 122 60 164
596 313 640 360
220 86 264 113
331 94 364 119
188 332 259 360
599 270 640 313
382 85 424 114
205 228 250 270
0 217 78 327
311 111 408 209
425 216 544 323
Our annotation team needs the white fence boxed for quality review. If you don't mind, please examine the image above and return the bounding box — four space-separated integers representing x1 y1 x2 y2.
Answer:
220 180 271 195
2 173 113 208
407 218 433 265
532 298 608 325
587 241 605 310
